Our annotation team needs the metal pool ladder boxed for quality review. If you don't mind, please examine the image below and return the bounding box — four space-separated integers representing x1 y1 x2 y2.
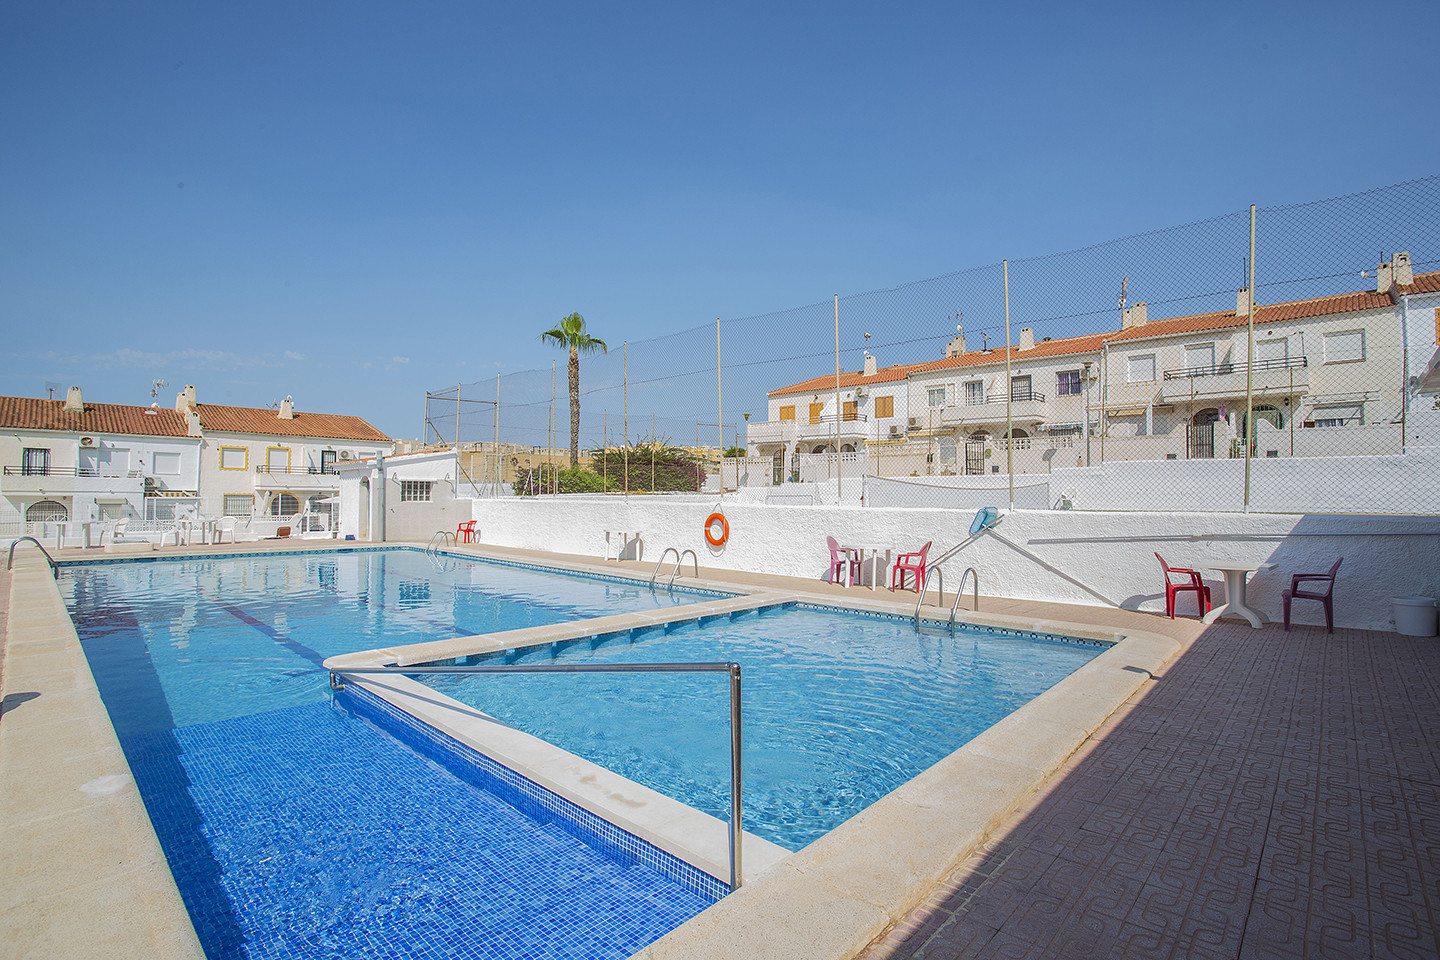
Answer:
425 531 456 556
330 660 746 891
7 537 58 578
949 568 980 629
649 547 699 592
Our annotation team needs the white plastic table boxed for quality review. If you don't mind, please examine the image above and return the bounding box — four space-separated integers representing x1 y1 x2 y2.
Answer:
1203 562 1276 628
853 546 894 590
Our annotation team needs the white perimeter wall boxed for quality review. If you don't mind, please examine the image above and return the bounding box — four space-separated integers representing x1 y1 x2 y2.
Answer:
451 496 1439 632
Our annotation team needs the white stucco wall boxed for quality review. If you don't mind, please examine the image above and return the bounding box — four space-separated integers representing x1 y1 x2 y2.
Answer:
450 495 1438 632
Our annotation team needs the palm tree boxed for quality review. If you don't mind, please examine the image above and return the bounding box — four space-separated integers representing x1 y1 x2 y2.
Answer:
540 312 608 466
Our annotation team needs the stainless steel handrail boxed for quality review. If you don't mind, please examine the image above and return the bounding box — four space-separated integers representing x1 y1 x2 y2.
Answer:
667 549 699 590
912 567 944 627
949 568 979 629
330 661 745 890
7 536 58 577
426 531 456 556
649 547 681 589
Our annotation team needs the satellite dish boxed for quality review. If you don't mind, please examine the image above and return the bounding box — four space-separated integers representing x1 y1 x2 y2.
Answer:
969 507 1000 537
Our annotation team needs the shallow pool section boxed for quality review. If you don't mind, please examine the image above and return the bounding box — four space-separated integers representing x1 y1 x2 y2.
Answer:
61 550 718 960
418 606 1106 851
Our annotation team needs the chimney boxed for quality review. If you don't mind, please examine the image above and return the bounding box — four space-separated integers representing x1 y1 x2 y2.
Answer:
1376 251 1414 295
1018 327 1035 350
63 385 83 413
944 332 967 357
1121 301 1148 329
278 395 295 419
863 352 877 376
175 384 197 413
1236 289 1251 317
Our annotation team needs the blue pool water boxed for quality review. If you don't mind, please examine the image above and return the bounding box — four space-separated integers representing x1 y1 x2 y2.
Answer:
423 606 1105 850
61 549 717 960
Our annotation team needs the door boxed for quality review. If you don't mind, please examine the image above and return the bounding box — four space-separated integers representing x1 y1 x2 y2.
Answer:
964 440 986 475
1010 376 1033 401
21 447 49 476
1188 421 1215 459
1255 337 1288 369
321 450 337 474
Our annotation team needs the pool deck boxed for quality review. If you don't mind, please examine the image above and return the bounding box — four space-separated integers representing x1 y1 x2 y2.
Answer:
2 540 1436 959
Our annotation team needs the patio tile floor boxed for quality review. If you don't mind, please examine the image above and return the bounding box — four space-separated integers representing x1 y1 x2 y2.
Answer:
856 622 1440 960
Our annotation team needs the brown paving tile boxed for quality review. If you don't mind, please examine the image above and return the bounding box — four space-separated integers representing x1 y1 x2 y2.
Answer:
849 618 1440 960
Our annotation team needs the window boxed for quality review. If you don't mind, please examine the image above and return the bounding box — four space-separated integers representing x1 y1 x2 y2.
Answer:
320 450 337 474
152 452 181 476
97 501 126 521
927 387 946 407
1056 371 1081 396
1010 375 1033 401
25 499 67 522
808 402 824 423
1127 354 1157 382
400 480 432 502
778 405 796 421
21 447 50 476
1184 343 1216 374
841 400 857 421
874 395 894 418
265 447 291 472
1323 329 1365 364
223 494 254 517
1255 337 1288 364
269 492 300 517
1310 403 1363 428
219 446 247 470
964 381 985 405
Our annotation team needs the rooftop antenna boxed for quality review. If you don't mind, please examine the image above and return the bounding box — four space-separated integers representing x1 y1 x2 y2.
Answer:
44 380 60 400
1119 274 1128 312
980 331 991 351
150 378 168 402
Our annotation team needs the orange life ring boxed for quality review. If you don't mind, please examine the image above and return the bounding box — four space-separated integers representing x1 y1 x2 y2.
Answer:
704 512 729 547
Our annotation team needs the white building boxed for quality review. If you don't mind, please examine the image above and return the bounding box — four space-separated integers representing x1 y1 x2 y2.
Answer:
0 387 201 533
0 384 392 539
749 256 1439 479
337 446 463 542
174 385 391 529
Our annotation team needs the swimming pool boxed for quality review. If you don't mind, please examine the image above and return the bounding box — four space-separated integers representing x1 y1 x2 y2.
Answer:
412 604 1105 850
61 549 721 960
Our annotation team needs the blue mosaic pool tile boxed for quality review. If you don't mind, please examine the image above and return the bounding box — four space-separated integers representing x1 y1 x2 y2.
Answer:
339 682 732 903
119 698 715 959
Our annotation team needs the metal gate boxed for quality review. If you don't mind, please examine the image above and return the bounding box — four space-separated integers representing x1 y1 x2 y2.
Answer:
1188 422 1215 459
964 440 986 475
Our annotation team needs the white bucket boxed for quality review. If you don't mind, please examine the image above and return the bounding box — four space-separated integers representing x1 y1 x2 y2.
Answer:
1392 597 1438 637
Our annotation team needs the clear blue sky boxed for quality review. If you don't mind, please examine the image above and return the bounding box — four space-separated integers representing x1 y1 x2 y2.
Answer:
2 1 1435 439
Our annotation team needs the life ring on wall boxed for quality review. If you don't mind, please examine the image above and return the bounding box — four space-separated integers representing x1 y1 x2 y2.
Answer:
704 512 729 547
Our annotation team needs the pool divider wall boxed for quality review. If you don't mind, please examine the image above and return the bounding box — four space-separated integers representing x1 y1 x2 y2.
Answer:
335 671 791 888
0 554 207 960
630 624 1183 960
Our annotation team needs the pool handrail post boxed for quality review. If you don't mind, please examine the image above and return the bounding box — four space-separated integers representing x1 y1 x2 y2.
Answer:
329 660 746 891
7 536 58 577
729 661 742 891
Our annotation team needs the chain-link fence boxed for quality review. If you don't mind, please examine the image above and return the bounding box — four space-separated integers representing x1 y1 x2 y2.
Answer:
427 176 1440 514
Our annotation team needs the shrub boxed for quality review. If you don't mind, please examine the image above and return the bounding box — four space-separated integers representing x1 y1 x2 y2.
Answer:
589 442 706 492
512 465 611 496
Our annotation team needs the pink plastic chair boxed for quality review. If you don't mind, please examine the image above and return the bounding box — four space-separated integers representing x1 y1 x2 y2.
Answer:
826 536 860 586
890 541 932 593
1155 553 1210 619
1283 557 1342 632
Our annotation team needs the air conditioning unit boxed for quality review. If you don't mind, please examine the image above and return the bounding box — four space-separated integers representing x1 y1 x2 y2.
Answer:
889 425 902 438
854 386 866 397
80 436 95 446
339 450 353 460
907 417 922 430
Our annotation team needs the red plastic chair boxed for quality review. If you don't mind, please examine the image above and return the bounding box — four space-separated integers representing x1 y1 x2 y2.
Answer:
1155 553 1210 619
1283 557 1342 632
826 536 860 586
456 520 476 544
890 541 932 593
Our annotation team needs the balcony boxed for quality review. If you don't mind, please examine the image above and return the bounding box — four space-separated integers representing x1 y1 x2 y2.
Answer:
745 420 798 447
252 463 342 491
1159 356 1309 404
941 391 1050 428
1 465 144 497
796 414 870 442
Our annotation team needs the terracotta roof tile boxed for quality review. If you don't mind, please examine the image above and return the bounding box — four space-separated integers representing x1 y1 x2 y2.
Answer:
193 404 390 442
768 281 1403 393
1398 269 1440 295
0 397 190 436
